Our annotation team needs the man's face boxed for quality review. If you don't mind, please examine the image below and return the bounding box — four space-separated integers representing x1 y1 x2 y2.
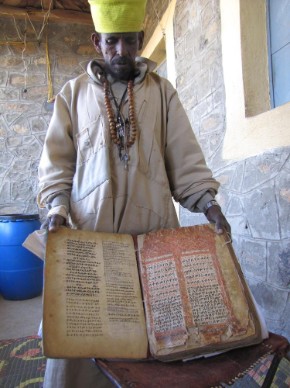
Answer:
92 32 144 81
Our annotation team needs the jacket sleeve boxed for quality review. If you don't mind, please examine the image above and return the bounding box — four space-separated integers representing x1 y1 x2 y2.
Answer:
37 90 76 209
163 81 220 211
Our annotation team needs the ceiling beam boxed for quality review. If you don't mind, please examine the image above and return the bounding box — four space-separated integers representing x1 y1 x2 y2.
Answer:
0 5 93 26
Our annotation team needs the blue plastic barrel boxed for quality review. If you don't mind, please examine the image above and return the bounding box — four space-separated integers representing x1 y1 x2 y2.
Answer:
0 214 43 300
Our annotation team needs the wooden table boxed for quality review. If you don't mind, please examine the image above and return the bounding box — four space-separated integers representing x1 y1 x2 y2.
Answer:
96 333 290 387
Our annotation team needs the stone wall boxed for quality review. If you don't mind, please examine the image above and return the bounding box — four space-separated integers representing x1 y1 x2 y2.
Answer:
174 0 290 339
0 18 95 215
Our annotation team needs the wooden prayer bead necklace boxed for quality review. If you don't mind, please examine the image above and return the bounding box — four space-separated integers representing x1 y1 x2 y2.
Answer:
103 78 137 169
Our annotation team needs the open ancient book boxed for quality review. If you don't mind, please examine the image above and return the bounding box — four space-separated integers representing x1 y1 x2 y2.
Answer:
43 225 264 361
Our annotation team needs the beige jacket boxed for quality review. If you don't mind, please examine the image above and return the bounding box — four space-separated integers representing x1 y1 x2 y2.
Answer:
38 58 219 235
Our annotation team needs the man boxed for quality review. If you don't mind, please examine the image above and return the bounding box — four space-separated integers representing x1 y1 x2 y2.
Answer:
38 0 230 386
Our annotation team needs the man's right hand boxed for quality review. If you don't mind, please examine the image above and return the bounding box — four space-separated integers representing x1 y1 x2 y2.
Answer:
41 214 66 233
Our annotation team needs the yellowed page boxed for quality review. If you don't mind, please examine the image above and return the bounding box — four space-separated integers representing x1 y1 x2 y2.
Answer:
43 228 148 359
137 225 262 361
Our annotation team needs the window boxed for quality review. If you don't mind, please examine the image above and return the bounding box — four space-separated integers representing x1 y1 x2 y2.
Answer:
268 0 290 108
220 0 290 160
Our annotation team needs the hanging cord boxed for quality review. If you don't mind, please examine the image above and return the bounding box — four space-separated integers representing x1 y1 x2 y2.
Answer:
27 0 54 101
45 26 54 103
21 17 28 93
0 1 54 98
26 0 53 43
150 0 171 38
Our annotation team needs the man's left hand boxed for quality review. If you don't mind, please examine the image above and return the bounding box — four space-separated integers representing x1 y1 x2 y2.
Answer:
205 206 231 236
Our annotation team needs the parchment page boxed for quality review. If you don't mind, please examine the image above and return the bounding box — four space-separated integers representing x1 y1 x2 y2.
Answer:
137 225 261 360
43 228 147 359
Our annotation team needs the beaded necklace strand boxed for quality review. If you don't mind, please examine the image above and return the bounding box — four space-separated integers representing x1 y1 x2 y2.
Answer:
103 78 137 169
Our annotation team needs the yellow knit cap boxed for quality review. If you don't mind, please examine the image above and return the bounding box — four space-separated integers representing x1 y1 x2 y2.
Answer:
88 0 147 33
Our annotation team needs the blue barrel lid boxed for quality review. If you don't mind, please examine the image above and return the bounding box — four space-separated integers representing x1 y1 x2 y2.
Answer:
0 214 39 222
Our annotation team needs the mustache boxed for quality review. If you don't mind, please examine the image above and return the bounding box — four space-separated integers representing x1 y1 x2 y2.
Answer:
112 57 132 66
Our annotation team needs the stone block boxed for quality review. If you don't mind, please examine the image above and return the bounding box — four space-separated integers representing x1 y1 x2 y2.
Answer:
29 54 47 72
0 88 19 101
204 15 220 45
212 87 225 109
197 136 208 156
57 56 80 68
76 45 95 56
283 151 290 172
11 179 37 201
30 116 48 133
10 42 40 56
9 73 46 87
0 117 8 139
175 3 192 37
215 188 230 211
21 86 48 100
11 118 30 135
281 302 290 340
179 207 208 227
25 202 39 215
35 133 47 145
5 168 25 182
11 158 31 173
214 168 233 189
242 151 288 192
0 165 7 177
180 85 198 111
0 204 25 215
246 278 288 321
237 238 267 280
243 186 280 240
226 196 244 216
275 171 290 239
261 316 285 338
12 136 42 160
267 240 290 288
195 69 211 101
0 181 10 202
6 136 22 148
193 98 211 121
32 56 47 66
187 60 202 85
198 0 213 12
0 71 8 86
0 57 23 69
230 162 245 193
201 46 219 69
226 215 251 238
0 102 35 115
5 113 21 125
0 150 13 165
207 130 224 157
210 62 224 91
0 45 10 56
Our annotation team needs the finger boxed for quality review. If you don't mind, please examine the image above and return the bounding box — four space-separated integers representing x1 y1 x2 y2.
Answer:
48 215 65 233
215 222 224 234
225 222 231 236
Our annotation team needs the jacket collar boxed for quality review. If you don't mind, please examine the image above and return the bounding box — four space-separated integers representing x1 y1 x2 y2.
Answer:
85 57 157 86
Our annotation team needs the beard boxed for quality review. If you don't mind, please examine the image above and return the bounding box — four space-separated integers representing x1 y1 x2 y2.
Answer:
105 57 136 81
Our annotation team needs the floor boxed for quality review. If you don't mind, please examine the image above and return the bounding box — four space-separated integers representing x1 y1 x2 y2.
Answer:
0 293 43 340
